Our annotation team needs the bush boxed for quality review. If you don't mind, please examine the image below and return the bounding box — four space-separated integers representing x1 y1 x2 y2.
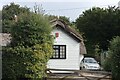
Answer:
108 36 120 80
2 13 53 79
103 57 111 72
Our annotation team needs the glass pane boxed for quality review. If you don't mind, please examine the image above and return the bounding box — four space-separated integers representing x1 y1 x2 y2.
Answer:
52 45 66 59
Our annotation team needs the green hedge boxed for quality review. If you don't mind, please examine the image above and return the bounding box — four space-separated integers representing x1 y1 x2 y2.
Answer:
108 36 120 80
103 57 111 72
2 13 53 79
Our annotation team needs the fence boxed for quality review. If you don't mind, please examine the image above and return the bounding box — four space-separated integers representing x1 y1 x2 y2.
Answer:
46 68 112 80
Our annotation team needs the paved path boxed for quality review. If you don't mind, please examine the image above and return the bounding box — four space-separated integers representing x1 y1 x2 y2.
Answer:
47 72 111 80
47 69 112 80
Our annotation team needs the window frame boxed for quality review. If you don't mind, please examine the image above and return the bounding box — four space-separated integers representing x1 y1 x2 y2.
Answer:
51 45 66 59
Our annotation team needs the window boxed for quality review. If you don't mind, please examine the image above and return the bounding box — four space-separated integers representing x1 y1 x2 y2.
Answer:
51 45 66 59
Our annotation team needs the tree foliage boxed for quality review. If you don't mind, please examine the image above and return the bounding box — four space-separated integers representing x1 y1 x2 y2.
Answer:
76 7 120 56
2 3 30 33
2 4 53 79
108 36 120 80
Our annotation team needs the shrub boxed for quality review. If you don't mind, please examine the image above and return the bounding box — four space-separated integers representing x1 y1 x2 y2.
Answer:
108 36 120 80
103 57 111 72
2 13 53 79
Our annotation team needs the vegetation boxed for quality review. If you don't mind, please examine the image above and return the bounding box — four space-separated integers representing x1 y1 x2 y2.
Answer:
2 3 53 79
3 2 120 79
2 3 30 33
76 7 120 57
103 56 111 72
107 36 120 80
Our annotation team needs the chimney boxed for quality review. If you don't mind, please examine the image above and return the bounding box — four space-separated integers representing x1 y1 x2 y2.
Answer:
57 16 59 19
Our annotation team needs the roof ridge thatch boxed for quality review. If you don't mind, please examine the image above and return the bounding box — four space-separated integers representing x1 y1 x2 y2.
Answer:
50 19 83 42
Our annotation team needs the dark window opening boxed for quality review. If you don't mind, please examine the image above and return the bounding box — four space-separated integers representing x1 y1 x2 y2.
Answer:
51 45 66 59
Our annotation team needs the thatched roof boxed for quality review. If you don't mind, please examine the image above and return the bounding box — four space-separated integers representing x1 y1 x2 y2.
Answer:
0 33 11 46
50 19 83 42
51 19 87 54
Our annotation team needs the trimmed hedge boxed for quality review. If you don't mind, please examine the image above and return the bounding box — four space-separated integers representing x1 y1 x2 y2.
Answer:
2 13 53 79
108 36 120 80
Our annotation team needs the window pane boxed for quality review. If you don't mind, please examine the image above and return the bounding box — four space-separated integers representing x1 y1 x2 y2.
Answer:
51 45 66 59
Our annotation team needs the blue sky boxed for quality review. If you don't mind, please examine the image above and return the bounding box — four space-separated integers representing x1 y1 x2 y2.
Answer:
0 0 120 21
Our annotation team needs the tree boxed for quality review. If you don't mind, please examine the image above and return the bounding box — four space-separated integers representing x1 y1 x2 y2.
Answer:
2 3 30 33
76 7 120 56
2 6 53 80
33 3 45 14
108 36 120 80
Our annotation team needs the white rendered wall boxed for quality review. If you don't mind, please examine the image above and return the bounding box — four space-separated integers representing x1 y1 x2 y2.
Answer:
47 27 83 70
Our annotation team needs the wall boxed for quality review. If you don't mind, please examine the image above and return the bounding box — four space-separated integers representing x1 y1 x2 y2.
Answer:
47 27 82 70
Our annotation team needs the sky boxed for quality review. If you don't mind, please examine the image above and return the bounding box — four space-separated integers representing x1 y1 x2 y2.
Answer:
0 0 120 21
